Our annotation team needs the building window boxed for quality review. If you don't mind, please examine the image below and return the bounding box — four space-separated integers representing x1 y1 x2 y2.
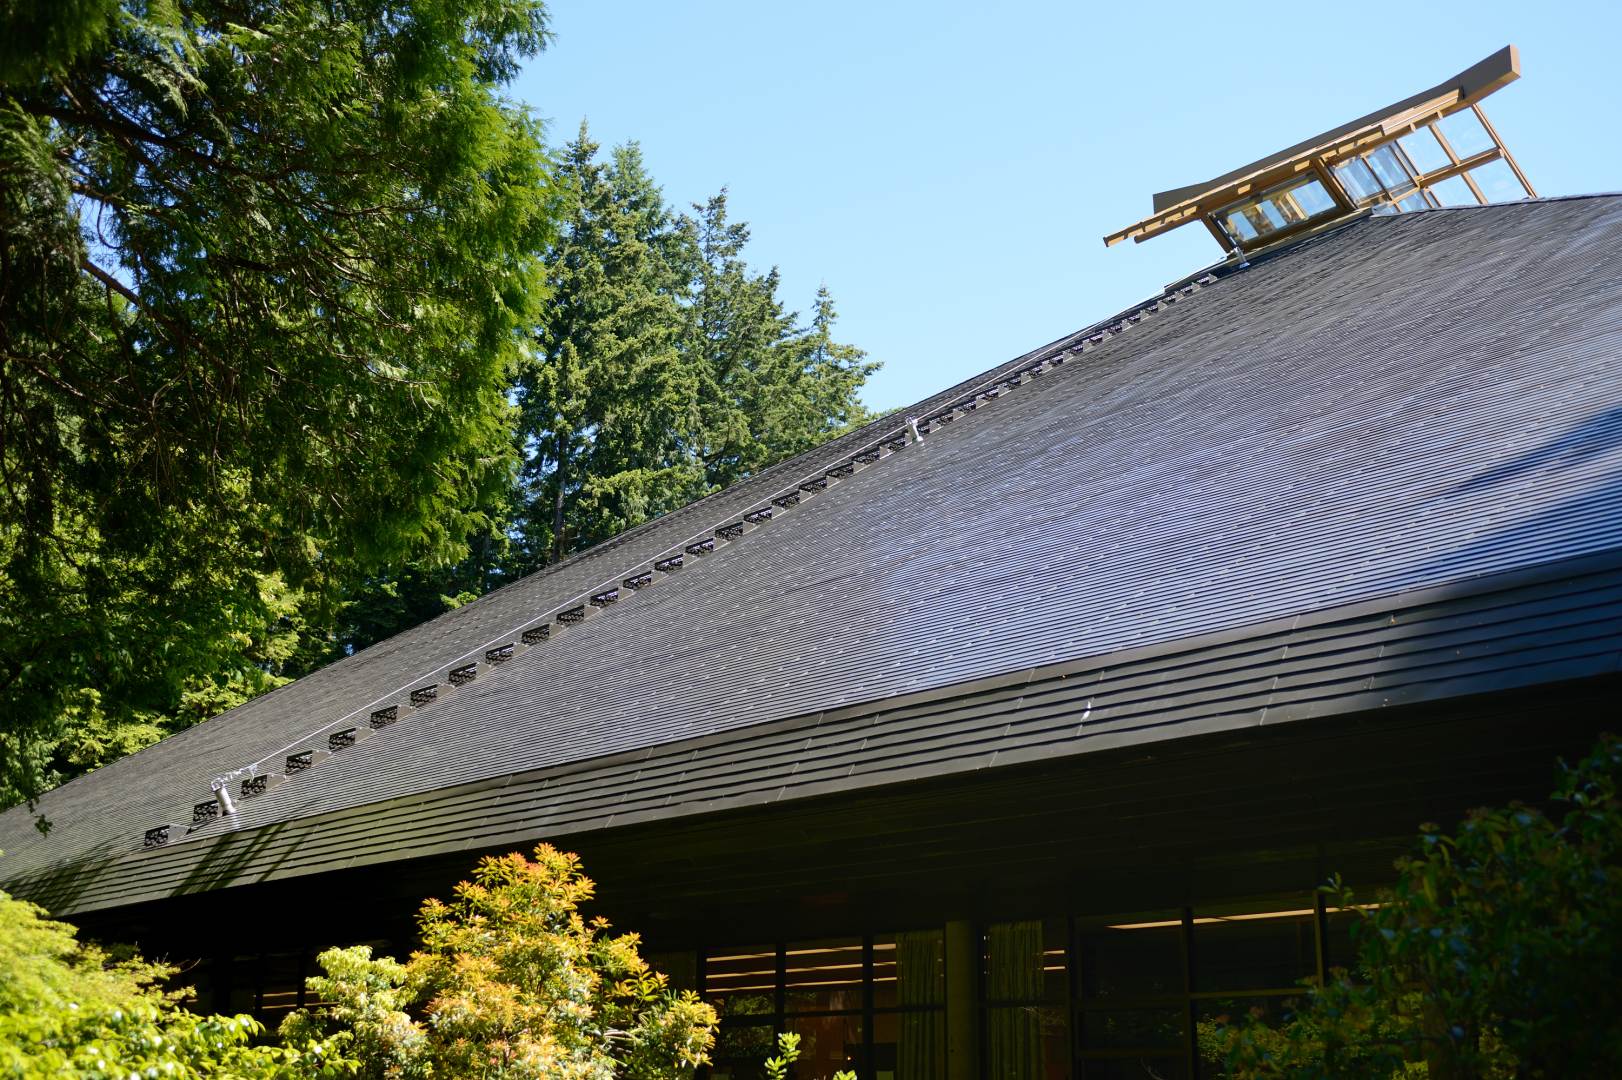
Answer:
876 931 946 1080
702 891 1359 1077
1073 897 1338 1078
1332 158 1384 204
786 938 864 1077
1075 910 1187 1080
704 933 945 1079
1216 176 1340 247
984 919 1070 1079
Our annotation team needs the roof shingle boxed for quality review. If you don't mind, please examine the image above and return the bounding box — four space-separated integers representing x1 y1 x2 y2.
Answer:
6 196 1622 900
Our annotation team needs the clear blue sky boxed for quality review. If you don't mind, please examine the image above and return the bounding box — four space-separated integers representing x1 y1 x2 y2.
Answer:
510 1 1620 412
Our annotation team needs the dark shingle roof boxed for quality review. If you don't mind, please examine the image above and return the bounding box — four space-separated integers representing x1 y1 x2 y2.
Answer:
5 196 1622 908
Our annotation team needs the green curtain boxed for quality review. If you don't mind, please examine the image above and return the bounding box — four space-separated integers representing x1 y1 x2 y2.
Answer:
986 921 1044 1080
896 931 944 1080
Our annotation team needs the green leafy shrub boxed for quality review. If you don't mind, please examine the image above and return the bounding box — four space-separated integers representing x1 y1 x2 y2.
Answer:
0 887 346 1077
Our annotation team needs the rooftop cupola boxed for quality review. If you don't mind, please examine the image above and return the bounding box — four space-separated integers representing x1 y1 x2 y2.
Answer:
1104 46 1536 256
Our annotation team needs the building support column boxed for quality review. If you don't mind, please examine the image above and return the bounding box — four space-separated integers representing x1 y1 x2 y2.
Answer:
945 919 978 1080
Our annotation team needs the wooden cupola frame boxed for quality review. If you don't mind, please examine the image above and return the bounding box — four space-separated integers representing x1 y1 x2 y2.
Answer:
1104 46 1536 255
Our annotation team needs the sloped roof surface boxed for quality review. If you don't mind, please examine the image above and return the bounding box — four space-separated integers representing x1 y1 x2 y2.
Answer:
5 196 1622 893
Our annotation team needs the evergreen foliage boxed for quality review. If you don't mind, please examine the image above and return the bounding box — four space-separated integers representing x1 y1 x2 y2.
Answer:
0 6 874 810
0 0 554 810
1204 734 1622 1079
511 126 875 567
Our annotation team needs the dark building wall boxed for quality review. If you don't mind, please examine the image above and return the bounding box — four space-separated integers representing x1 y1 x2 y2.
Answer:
72 679 1616 1077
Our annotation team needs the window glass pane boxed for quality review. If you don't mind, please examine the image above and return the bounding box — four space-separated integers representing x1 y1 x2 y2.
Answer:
1428 175 1478 207
706 945 777 1017
1195 996 1313 1074
1288 179 1335 217
648 950 697 993
874 1009 946 1080
1079 1057 1187 1079
1322 909 1363 976
987 1006 1070 1080
875 930 944 1009
1436 109 1495 158
1469 159 1525 203
1217 176 1340 246
1397 191 1431 212
986 920 1067 1004
1257 200 1288 230
1365 145 1413 191
712 1023 776 1080
785 1013 863 1078
784 938 864 1014
1398 128 1450 174
176 957 213 1013
1080 1007 1185 1050
1333 157 1383 202
1078 911 1183 1001
228 954 257 1015
1222 210 1258 241
257 952 304 1019
1191 901 1317 992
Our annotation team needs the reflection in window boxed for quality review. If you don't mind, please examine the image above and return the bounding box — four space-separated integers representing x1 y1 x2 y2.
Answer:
1468 159 1525 203
1077 912 1184 1079
1195 996 1312 1075
1321 908 1362 977
986 920 1069 1079
1217 177 1338 247
711 1023 776 1080
1191 902 1317 993
1428 175 1480 207
706 933 946 1080
1397 128 1450 174
1079 1058 1188 1079
786 1012 863 1078
1436 109 1495 158
874 1009 945 1080
706 945 777 1018
1081 1007 1185 1050
1078 914 1182 1000
1365 145 1415 194
1333 157 1383 203
786 939 864 1014
649 950 697 993
228 954 257 1015
258 952 305 1018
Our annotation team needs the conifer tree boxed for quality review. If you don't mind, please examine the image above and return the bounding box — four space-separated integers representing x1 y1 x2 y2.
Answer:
0 0 553 808
507 133 877 569
679 193 877 490
514 126 704 567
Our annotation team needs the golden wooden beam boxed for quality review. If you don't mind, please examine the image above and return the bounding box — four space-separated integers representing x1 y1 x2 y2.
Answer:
1103 46 1523 248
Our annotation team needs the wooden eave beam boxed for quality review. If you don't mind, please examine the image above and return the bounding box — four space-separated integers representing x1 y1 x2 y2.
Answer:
1104 46 1523 248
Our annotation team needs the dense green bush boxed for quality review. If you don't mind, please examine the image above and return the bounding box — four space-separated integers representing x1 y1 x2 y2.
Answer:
0 888 346 1078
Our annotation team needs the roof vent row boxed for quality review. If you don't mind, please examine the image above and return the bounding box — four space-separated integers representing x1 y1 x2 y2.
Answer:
151 277 1216 850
